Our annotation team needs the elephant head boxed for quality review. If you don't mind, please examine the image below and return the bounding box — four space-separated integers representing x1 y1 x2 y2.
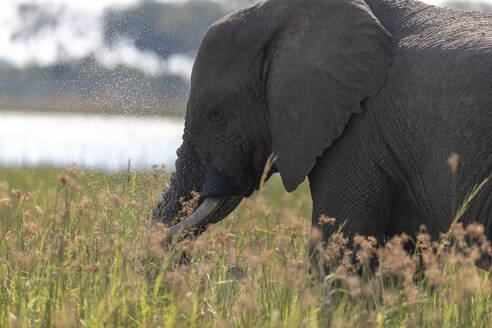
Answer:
152 0 393 235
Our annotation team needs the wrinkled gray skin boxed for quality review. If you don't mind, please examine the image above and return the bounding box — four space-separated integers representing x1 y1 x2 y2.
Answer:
153 0 492 267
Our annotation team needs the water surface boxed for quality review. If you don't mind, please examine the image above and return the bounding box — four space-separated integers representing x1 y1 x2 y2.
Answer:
0 111 184 171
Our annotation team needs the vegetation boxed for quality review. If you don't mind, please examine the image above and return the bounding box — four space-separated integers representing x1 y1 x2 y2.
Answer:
103 1 226 59
0 58 188 117
0 166 490 327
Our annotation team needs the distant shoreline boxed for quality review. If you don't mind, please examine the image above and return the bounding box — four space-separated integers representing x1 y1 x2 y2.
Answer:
0 96 186 118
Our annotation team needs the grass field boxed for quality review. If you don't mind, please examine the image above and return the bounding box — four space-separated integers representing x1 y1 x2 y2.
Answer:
0 166 490 327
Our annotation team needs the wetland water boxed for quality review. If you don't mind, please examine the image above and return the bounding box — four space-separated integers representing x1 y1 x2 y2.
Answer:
0 111 184 171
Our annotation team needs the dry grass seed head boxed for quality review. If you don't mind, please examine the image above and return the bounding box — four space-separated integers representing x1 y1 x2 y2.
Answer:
57 173 68 185
235 297 258 314
299 292 316 310
11 189 22 199
354 234 378 267
448 152 459 174
309 226 322 248
449 222 466 243
54 308 77 328
178 191 200 219
320 233 349 267
109 194 123 208
377 234 417 279
10 250 32 269
147 223 169 262
344 274 362 299
424 261 443 286
318 214 336 226
24 221 41 237
242 248 261 269
465 222 484 236
0 197 12 208
34 205 44 215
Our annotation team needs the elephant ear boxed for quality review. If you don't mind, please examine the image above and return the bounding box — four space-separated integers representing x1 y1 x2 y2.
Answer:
241 0 393 191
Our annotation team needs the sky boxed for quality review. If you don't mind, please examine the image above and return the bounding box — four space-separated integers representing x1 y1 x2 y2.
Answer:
0 0 489 80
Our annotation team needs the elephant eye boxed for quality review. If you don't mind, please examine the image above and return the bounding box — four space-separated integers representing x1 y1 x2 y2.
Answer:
207 107 224 123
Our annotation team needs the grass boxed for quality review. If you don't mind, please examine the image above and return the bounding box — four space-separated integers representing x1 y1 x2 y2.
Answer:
0 166 490 327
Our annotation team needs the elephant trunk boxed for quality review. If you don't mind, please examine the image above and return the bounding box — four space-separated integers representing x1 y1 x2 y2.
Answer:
151 144 243 236
151 143 204 227
151 178 187 227
164 197 224 238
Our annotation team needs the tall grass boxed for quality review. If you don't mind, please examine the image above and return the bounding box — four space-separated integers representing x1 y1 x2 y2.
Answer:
0 166 490 327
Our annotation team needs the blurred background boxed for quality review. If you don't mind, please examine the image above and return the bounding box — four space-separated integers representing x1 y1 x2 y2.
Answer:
0 0 490 171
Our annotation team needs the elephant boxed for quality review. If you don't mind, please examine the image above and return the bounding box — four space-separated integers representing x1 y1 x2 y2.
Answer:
152 0 492 269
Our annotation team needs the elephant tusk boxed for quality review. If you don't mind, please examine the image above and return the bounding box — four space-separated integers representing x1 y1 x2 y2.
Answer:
166 197 224 239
